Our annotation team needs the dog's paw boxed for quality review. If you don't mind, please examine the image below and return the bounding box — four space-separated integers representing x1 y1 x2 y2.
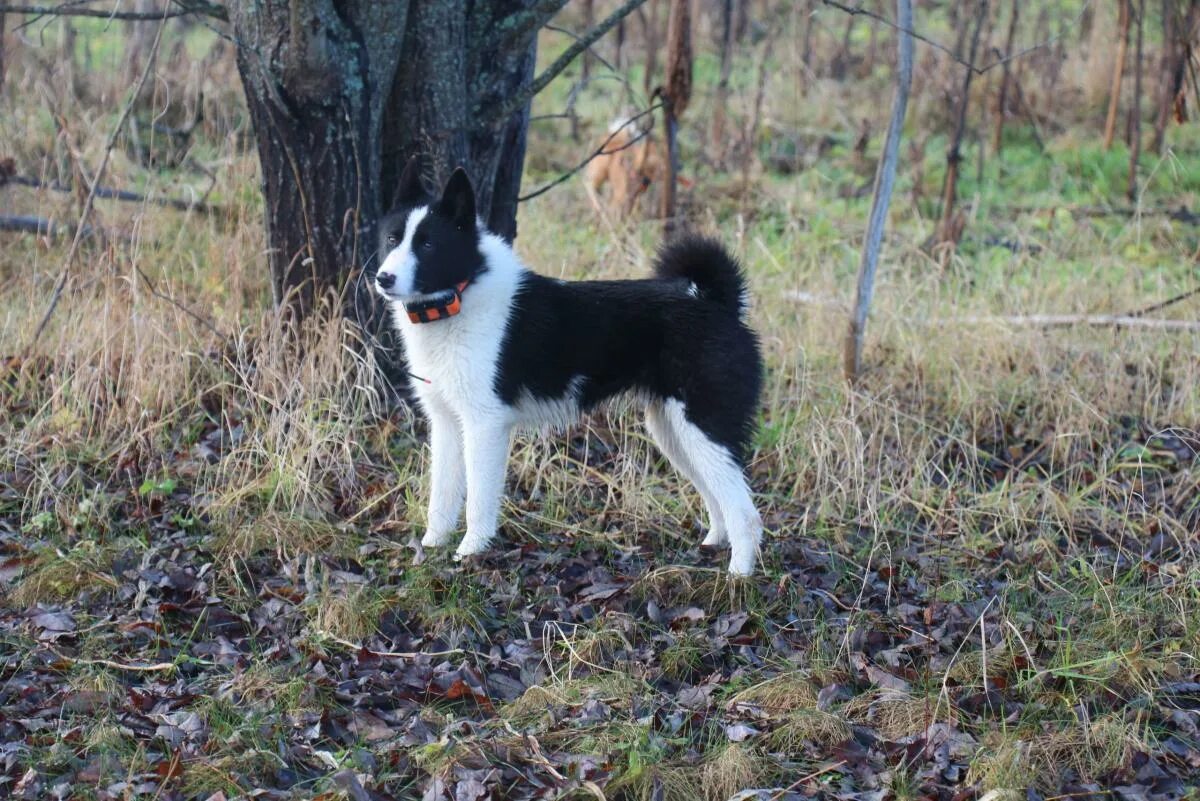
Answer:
421 529 454 548
701 527 728 547
454 534 492 559
727 546 759 577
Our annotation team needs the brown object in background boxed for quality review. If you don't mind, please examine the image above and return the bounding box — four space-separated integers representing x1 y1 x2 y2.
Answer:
584 125 665 219
1104 0 1132 150
660 0 692 237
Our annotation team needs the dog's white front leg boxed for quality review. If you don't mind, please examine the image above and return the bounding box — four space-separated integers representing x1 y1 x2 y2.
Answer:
455 420 512 558
421 405 466 547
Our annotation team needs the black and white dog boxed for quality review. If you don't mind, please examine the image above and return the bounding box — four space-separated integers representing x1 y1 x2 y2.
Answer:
374 160 764 574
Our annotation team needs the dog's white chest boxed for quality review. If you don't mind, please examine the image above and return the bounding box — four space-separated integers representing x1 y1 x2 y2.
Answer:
393 278 515 418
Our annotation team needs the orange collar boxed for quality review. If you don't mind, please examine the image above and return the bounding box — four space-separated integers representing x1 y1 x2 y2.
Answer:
404 280 469 324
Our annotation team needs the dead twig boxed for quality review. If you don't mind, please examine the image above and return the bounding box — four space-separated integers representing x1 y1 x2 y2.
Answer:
820 0 1092 76
45 646 209 673
488 0 649 128
324 634 474 661
132 265 228 343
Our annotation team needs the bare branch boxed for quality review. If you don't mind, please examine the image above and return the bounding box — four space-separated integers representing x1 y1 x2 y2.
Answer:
487 0 648 128
544 23 617 74
133 264 228 343
820 0 1091 76
0 1 227 22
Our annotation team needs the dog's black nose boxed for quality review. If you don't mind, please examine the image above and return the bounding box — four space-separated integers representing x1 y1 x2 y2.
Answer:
376 272 396 289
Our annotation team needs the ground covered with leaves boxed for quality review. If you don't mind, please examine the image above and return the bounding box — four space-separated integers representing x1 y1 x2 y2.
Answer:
3 397 1199 800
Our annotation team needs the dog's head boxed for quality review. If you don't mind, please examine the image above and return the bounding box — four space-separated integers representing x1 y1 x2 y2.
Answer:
375 158 485 302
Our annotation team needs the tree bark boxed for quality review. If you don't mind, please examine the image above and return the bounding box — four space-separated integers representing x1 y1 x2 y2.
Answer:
845 0 913 383
229 0 552 319
1104 0 1131 150
230 1 408 315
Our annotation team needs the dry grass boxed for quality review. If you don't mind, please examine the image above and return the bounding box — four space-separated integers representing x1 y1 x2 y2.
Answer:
3 9 1199 799
968 716 1149 791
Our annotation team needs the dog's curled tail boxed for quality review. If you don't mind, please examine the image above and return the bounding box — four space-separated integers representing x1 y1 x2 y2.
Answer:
653 235 748 316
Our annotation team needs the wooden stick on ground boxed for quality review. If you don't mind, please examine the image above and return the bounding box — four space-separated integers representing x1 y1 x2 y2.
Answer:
943 314 1200 331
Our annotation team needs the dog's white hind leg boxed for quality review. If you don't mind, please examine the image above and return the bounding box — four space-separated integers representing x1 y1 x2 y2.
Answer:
644 402 728 547
662 400 762 576
421 400 466 547
456 419 513 558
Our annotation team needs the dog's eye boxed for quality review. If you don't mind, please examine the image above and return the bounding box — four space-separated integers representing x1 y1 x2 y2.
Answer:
386 235 398 246
422 240 433 250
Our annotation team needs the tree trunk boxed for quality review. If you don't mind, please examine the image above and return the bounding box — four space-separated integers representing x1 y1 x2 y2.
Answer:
1104 0 1131 150
229 1 543 318
641 0 661 97
615 16 626 69
230 2 407 315
125 0 159 89
801 0 815 69
934 0 989 251
1151 0 1196 153
845 0 914 383
832 13 855 79
863 0 880 77
992 0 1019 155
709 0 734 162
733 0 748 42
660 0 692 238
1127 0 1144 201
581 0 595 81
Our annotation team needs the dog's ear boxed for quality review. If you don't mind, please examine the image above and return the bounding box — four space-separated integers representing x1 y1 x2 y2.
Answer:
393 155 428 209
438 167 476 230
